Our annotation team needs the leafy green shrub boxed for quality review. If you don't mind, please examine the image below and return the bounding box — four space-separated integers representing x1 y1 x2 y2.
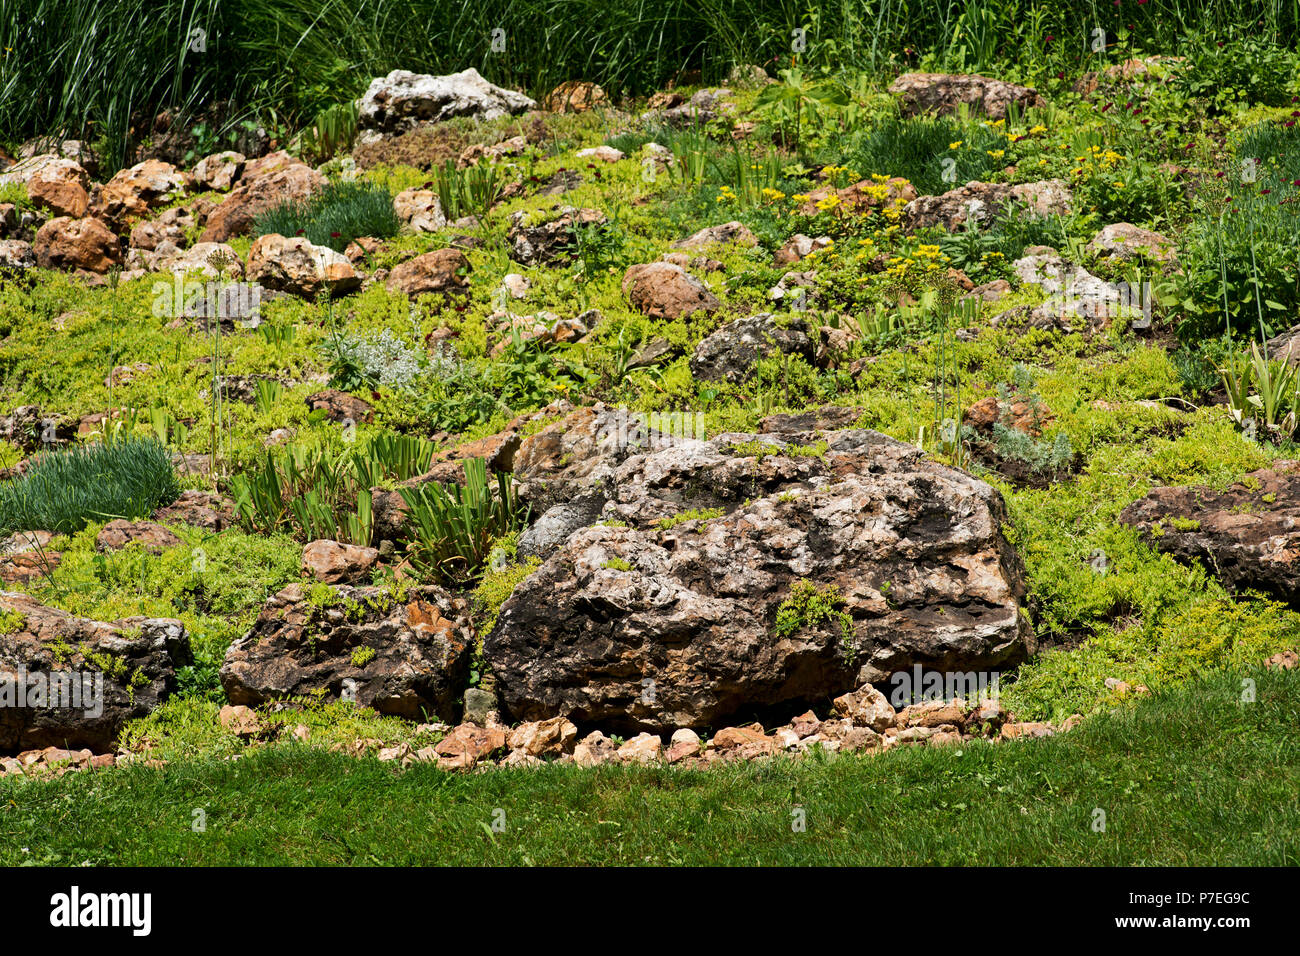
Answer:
0 438 179 536
254 180 400 252
752 67 848 153
400 458 526 586
1074 158 1182 228
1175 36 1298 110
938 210 1070 277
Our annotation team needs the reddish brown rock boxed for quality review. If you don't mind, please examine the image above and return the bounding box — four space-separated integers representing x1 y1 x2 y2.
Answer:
386 248 470 298
1266 650 1298 670
302 539 380 584
306 389 373 424
0 530 61 584
152 489 235 531
896 699 968 729
199 162 324 242
621 261 719 319
507 716 577 757
964 394 1052 438
91 159 191 225
889 73 1044 120
1000 721 1054 740
434 723 508 764
26 158 90 218
544 81 608 113
218 704 263 738
32 216 122 273
832 685 897 732
95 519 182 553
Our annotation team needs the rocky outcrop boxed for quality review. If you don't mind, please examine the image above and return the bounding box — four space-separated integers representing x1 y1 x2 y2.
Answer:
358 68 536 135
622 261 720 319
509 207 605 266
0 591 191 752
485 427 1035 731
32 216 122 273
386 248 469 297
904 180 1071 232
889 73 1044 120
1119 463 1300 605
247 234 359 298
510 403 679 514
220 583 474 720
690 314 815 383
198 161 323 242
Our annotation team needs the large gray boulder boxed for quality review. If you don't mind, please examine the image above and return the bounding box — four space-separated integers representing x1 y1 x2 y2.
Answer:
690 314 815 384
485 427 1035 731
220 583 473 721
358 68 536 135
0 591 191 752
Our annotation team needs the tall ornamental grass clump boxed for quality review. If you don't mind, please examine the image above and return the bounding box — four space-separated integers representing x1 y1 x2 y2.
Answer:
253 180 400 253
0 438 181 536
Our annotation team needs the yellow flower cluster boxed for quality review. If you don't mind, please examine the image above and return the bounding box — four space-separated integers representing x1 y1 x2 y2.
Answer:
884 242 951 278
1070 145 1125 179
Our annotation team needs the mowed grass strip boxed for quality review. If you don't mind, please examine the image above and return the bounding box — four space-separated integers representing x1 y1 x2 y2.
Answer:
1 668 1296 866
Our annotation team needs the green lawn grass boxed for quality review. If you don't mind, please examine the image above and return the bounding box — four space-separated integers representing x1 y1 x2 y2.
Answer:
2 668 1296 866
